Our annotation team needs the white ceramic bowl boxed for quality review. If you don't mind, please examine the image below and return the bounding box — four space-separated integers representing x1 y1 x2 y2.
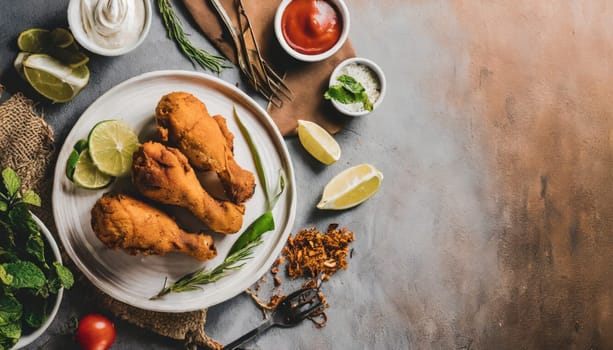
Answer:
328 57 386 117
274 0 350 62
67 0 152 56
13 214 64 350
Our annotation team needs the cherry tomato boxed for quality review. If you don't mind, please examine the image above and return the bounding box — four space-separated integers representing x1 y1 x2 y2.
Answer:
76 314 116 350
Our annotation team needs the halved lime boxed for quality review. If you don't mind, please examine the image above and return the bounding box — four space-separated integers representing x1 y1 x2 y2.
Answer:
50 28 74 48
50 47 89 68
72 150 114 189
17 28 51 52
88 120 140 177
23 53 89 102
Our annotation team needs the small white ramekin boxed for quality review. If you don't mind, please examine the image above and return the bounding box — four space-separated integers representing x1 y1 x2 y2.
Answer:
274 0 350 62
328 57 386 117
67 0 152 56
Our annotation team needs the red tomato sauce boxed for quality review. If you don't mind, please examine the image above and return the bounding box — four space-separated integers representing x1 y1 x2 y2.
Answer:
281 0 342 55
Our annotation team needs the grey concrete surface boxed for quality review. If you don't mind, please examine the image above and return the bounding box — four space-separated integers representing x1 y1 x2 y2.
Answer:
3 1 612 349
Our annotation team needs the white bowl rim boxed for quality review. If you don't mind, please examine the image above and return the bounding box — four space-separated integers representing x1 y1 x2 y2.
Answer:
67 0 152 56
274 0 350 62
13 214 64 350
328 57 387 117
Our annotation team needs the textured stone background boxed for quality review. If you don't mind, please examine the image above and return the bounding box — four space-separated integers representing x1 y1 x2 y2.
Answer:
1 1 612 349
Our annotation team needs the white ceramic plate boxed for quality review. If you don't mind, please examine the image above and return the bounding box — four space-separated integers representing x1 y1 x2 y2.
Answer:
52 70 296 312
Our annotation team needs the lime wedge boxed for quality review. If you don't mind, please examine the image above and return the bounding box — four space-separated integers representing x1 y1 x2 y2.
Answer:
317 164 383 210
50 28 74 48
17 28 51 52
297 120 341 165
50 47 89 68
23 53 89 102
88 120 140 177
72 150 114 189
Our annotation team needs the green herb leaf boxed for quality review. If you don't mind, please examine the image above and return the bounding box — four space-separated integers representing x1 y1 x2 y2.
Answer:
324 85 356 104
24 300 47 328
324 74 374 112
0 202 6 212
26 233 46 265
21 190 41 207
360 91 374 111
234 107 270 208
3 261 46 290
0 321 21 344
337 74 365 94
0 266 13 286
53 262 74 289
1 168 20 197
228 211 275 256
0 295 22 325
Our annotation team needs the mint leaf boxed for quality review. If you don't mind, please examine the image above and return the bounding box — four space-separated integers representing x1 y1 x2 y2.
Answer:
0 296 22 325
324 85 358 104
337 74 365 94
23 296 47 329
3 261 46 290
26 234 46 265
0 266 13 285
0 321 21 342
53 262 74 289
21 190 41 207
0 201 6 212
1 168 20 197
359 91 374 112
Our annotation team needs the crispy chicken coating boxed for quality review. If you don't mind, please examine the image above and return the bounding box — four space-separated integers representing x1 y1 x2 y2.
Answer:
155 92 256 204
91 193 217 261
132 141 245 234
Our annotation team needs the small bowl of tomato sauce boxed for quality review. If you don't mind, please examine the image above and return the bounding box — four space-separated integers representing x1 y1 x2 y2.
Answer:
275 0 350 62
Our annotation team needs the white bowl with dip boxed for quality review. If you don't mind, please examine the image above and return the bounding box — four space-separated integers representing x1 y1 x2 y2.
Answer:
328 57 386 116
274 0 350 62
67 0 152 56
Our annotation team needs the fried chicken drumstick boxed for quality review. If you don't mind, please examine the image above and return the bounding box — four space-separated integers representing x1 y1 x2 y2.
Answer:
132 141 245 234
155 92 256 204
91 193 217 261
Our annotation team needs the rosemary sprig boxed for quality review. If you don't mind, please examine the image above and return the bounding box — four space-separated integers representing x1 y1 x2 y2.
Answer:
151 240 260 299
151 108 285 299
157 0 227 74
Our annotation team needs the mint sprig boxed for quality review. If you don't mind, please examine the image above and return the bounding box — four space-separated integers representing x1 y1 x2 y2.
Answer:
0 167 74 348
324 74 373 111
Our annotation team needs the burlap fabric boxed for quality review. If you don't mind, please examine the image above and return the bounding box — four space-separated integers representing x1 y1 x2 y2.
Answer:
0 87 221 349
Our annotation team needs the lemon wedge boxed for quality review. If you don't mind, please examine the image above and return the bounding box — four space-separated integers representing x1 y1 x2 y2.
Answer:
317 164 383 210
297 120 341 165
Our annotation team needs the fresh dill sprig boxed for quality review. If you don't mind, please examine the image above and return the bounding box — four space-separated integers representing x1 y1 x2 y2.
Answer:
157 0 228 74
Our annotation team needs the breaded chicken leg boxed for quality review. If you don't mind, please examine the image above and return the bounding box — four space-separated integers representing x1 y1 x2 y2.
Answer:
91 193 217 261
155 92 256 204
132 141 245 234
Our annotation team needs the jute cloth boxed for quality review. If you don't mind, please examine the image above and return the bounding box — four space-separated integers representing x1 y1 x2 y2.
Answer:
0 87 221 349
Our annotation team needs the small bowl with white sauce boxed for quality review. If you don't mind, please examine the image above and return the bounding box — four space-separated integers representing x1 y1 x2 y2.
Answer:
326 57 386 116
67 0 152 56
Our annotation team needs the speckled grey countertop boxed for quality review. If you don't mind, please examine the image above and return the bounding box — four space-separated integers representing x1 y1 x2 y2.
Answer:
3 1 612 349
